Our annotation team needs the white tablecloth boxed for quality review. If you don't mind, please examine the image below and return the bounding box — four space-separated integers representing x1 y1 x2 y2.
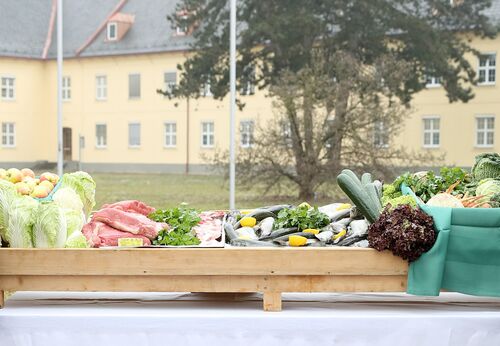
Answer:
1 292 500 346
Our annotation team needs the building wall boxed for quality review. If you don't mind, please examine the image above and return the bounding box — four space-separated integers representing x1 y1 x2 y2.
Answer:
0 36 499 171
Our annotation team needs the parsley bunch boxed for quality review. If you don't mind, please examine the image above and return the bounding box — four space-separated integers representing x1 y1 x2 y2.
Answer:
149 204 201 246
274 205 330 231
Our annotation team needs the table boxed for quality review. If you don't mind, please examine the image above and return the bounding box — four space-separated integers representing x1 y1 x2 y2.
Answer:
1 292 500 346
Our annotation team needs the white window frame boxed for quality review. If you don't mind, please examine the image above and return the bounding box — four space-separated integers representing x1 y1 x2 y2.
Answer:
164 121 177 148
128 73 141 99
128 122 141 148
95 123 107 149
201 121 215 148
96 75 107 101
478 53 496 86
241 66 256 95
425 76 442 88
1 122 16 148
1 76 15 101
422 116 440 148
200 79 213 97
163 71 177 95
240 120 254 148
62 76 71 101
373 120 389 148
107 22 118 41
475 115 495 148
176 14 189 35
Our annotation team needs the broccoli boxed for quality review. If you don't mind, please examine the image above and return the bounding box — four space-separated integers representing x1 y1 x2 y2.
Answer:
384 195 417 209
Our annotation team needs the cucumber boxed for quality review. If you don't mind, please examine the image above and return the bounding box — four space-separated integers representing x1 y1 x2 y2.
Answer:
337 173 379 223
341 169 363 187
361 173 373 186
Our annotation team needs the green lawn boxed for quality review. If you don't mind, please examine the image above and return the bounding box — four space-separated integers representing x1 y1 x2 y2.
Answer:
92 173 343 210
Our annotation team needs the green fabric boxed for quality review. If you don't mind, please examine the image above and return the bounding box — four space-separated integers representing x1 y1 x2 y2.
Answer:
402 185 500 297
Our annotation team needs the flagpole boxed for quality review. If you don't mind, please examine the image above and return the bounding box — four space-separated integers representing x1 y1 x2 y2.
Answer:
56 0 64 176
229 0 237 210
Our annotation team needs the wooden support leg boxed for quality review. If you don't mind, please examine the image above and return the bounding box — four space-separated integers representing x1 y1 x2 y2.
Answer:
263 292 282 312
0 290 4 309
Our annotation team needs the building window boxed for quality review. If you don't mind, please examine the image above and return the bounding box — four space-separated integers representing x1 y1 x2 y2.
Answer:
96 124 107 148
128 123 141 147
423 117 440 148
62 76 71 101
164 72 177 94
96 75 107 100
176 11 189 35
478 54 496 85
476 116 495 147
164 122 177 147
107 22 117 41
200 79 213 97
1 76 15 100
240 120 254 148
241 66 256 95
1 122 15 147
201 121 214 147
425 76 442 88
129 74 141 99
373 121 388 148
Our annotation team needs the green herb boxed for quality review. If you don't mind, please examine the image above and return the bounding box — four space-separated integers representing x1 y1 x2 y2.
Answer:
149 204 201 246
393 167 471 202
274 205 330 231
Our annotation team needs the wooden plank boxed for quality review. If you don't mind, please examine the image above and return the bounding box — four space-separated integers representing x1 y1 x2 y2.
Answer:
263 292 282 312
0 275 407 292
0 248 407 276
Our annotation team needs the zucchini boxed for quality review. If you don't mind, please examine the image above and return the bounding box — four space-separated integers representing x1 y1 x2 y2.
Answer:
341 169 363 186
366 182 382 211
337 172 379 223
361 173 373 186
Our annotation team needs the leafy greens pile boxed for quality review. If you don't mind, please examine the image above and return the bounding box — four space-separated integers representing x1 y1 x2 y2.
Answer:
149 204 201 246
274 205 330 231
368 205 436 262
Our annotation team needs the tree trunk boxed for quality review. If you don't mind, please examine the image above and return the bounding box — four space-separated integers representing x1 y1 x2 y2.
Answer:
329 83 350 172
298 183 315 202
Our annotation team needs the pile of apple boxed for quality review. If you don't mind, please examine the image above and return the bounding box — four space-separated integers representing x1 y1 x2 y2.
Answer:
0 168 60 198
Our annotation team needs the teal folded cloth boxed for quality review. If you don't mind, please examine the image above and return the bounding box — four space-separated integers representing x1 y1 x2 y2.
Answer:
402 185 500 297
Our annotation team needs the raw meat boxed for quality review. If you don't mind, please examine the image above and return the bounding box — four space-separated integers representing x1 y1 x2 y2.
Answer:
193 211 224 244
82 221 151 247
92 208 167 239
101 200 155 216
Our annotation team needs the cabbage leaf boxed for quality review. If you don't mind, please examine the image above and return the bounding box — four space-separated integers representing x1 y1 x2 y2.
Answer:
60 172 96 218
5 196 38 248
32 202 67 248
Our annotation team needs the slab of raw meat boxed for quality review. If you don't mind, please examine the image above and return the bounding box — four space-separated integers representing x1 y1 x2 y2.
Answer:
101 200 155 216
193 211 224 244
82 221 151 247
92 208 167 239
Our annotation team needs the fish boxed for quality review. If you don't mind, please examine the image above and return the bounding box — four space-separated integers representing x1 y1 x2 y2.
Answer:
257 217 275 237
235 226 259 240
259 227 298 241
233 210 276 229
273 232 317 246
223 220 239 242
348 219 369 237
230 239 277 247
336 234 367 246
315 230 333 242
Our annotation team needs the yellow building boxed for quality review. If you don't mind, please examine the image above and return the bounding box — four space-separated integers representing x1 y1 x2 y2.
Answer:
0 0 499 172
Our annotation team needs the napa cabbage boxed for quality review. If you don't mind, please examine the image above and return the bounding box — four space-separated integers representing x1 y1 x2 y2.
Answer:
32 202 67 248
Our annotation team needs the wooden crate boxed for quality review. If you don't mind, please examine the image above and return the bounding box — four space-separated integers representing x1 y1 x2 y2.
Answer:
0 248 407 311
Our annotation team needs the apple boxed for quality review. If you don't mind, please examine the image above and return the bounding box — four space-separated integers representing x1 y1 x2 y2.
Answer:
23 177 37 190
6 168 22 183
31 185 49 198
0 168 7 180
40 172 59 185
15 182 32 195
21 168 35 179
39 180 55 192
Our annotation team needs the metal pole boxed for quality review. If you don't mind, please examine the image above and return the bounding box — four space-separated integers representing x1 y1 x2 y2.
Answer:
229 0 236 210
56 0 63 176
186 97 190 175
